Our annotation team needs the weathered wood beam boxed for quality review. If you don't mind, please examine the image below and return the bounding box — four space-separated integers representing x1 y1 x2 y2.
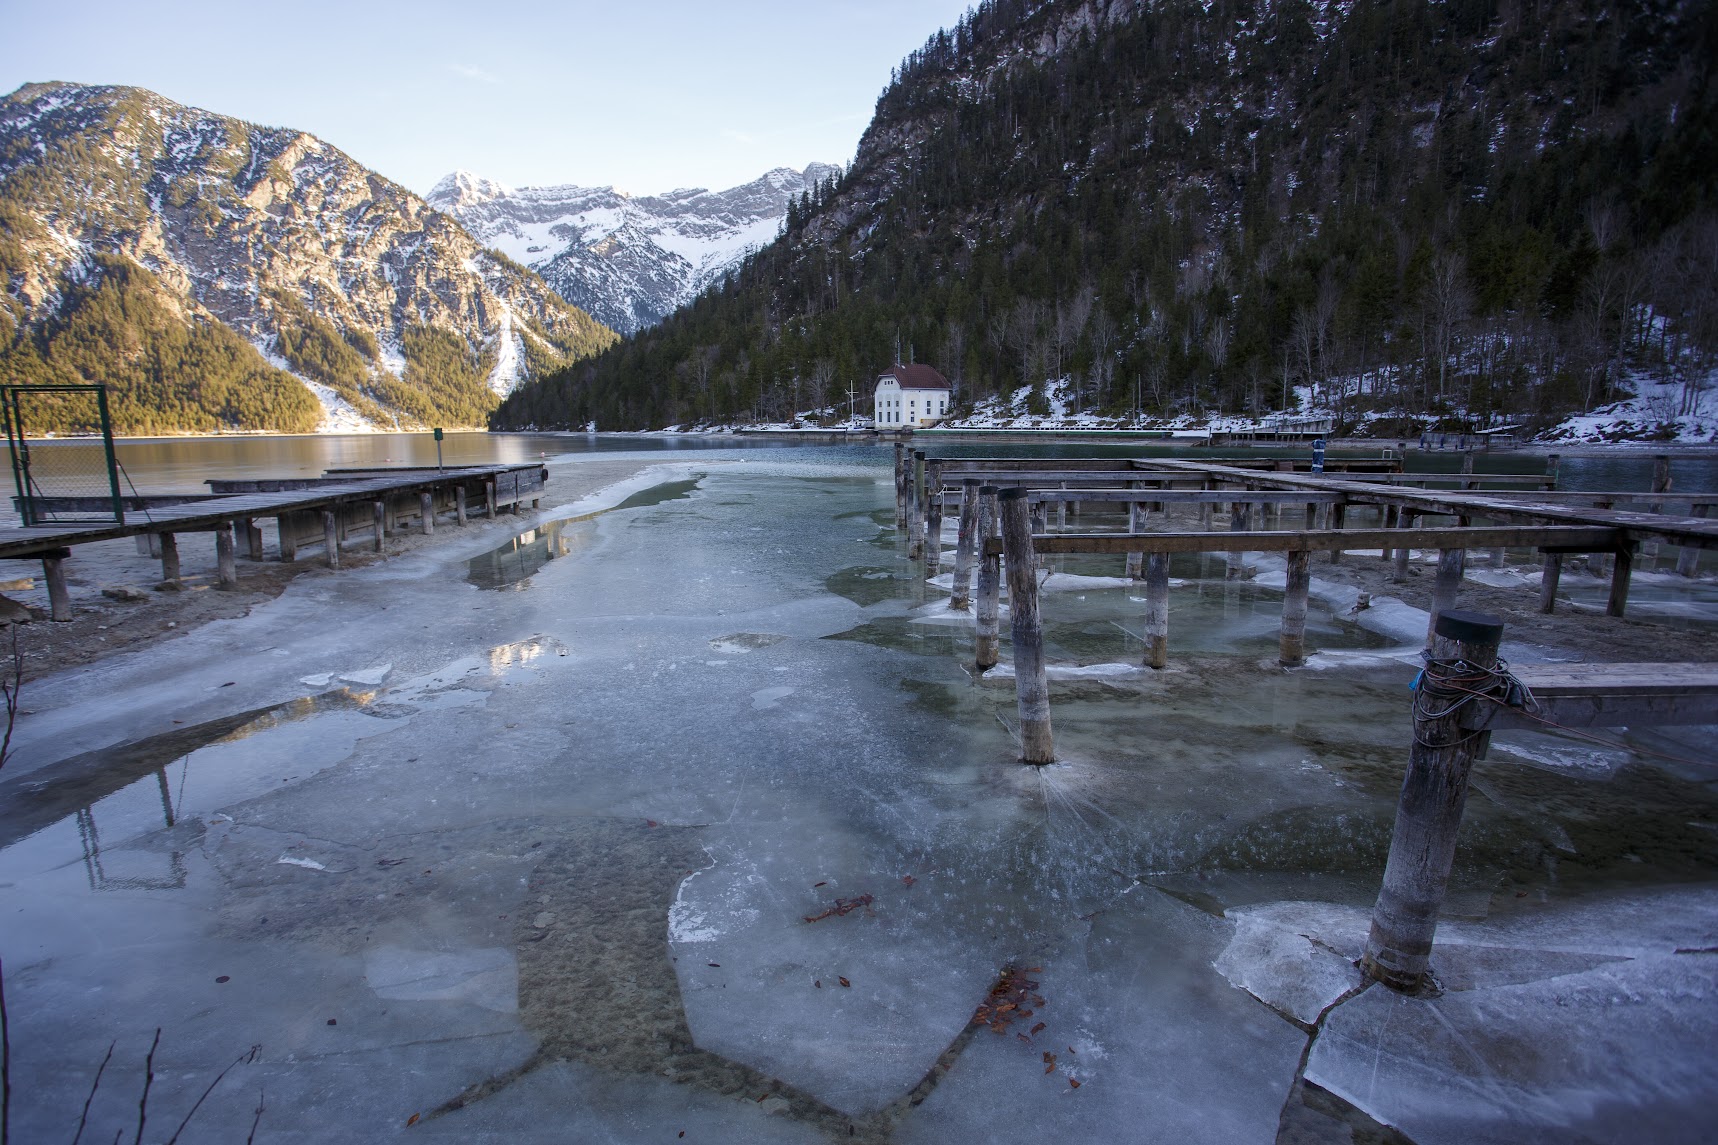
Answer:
1460 663 1718 730
997 525 1624 556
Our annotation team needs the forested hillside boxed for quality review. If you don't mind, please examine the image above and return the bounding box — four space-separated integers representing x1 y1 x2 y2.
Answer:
496 0 1718 434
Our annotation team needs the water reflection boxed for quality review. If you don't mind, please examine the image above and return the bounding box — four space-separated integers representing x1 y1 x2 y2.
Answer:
467 478 702 590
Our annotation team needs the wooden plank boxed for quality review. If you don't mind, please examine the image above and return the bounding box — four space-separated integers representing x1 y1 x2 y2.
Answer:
1001 525 1623 556
1460 662 1718 730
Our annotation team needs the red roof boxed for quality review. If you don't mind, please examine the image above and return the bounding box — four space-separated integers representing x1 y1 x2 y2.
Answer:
879 363 951 391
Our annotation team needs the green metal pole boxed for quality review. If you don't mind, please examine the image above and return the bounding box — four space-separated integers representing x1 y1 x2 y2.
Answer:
97 385 124 523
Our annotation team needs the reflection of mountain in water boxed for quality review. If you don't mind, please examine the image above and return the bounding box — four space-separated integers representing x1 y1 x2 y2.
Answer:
467 478 703 590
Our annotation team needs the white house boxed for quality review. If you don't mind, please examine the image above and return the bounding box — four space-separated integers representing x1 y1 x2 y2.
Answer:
873 363 952 429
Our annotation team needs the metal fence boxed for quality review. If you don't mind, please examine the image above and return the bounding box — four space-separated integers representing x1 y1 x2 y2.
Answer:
2 384 124 525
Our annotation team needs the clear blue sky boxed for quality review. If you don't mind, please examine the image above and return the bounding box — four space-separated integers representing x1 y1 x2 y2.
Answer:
0 0 974 195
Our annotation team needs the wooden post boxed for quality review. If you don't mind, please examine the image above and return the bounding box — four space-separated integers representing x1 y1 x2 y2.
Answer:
1460 450 1476 490
373 501 387 552
952 479 979 609
1057 483 1068 530
277 516 298 562
907 452 924 558
159 533 181 585
1200 501 1214 530
1546 452 1561 489
1607 544 1634 617
245 519 265 561
1425 547 1466 646
42 549 71 621
999 489 1053 764
215 522 237 589
323 511 340 569
1305 502 1318 529
1677 505 1708 577
925 460 945 573
1381 505 1398 561
1651 453 1672 513
1539 552 1562 613
1143 552 1170 670
1329 502 1347 564
1226 501 1251 578
420 491 435 535
1393 509 1415 581
486 479 497 520
1363 610 1505 992
975 487 1001 670
1125 500 1144 579
456 486 468 526
893 442 907 529
1280 549 1310 667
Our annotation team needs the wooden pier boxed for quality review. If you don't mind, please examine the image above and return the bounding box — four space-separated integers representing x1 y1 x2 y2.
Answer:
1 462 547 618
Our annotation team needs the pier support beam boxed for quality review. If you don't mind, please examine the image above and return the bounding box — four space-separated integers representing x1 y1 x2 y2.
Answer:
42 548 71 621
1364 610 1504 992
486 480 497 520
1226 501 1251 579
323 511 340 570
975 487 1001 670
1677 505 1708 577
1393 510 1415 581
1426 547 1465 646
894 443 907 529
1539 552 1562 614
1328 502 1347 564
999 489 1052 764
1125 490 1144 579
952 479 979 610
1280 549 1310 667
420 492 435 536
1607 544 1634 618
925 460 944 573
907 452 924 558
215 523 237 589
1143 553 1169 670
159 533 181 586
244 519 264 561
277 517 297 562
456 486 468 526
373 502 387 552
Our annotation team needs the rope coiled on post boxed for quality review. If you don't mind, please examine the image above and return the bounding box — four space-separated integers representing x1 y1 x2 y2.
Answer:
1409 653 1538 748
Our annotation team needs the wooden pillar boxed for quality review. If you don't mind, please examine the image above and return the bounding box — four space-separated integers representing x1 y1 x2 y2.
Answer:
907 452 924 558
1539 551 1562 614
485 480 497 520
1143 552 1170 670
1607 544 1634 617
42 549 72 621
159 532 181 585
1280 549 1310 667
1304 502 1318 529
1226 501 1251 578
1676 505 1708 577
215 522 237 589
1363 610 1505 992
420 492 435 535
1545 452 1561 489
1381 505 1398 561
1200 501 1214 530
1460 450 1476 490
323 511 340 569
277 516 298 562
893 442 907 529
1056 483 1067 530
1329 502 1347 563
975 487 1002 670
373 501 387 552
925 460 945 573
456 486 468 526
1125 500 1144 579
999 489 1053 764
1425 547 1466 646
1393 509 1415 581
1651 453 1672 513
244 519 264 561
951 479 979 609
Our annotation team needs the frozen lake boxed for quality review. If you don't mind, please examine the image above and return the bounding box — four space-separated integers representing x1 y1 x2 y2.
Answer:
2 444 1715 1143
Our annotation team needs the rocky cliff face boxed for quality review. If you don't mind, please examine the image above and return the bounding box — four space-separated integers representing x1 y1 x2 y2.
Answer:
428 164 840 335
0 82 615 431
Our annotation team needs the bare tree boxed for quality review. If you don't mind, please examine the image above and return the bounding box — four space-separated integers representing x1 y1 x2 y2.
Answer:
1087 308 1120 411
1422 250 1470 403
808 360 836 418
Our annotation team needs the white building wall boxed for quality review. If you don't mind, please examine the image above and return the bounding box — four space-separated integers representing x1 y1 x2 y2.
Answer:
873 378 950 428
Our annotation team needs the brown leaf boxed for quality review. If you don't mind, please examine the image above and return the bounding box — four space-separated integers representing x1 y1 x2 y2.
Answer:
1030 1022 1046 1035
405 1113 420 1127
814 881 827 887
757 1093 767 1102
645 820 658 828
1067 1045 1077 1055
1016 1033 1032 1043
815 980 821 988
1043 1064 1056 1074
1068 1077 1081 1089
901 875 916 886
838 976 851 987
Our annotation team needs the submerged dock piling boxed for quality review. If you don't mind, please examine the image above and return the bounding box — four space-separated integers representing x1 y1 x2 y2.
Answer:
952 479 979 609
159 532 181 586
373 502 387 552
323 511 340 569
999 489 1053 764
1143 552 1170 670
925 460 945 573
893 443 907 528
42 548 71 621
420 492 435 535
1539 552 1562 613
1280 550 1310 666
1425 547 1466 645
1363 610 1505 992
215 522 237 588
975 487 1001 670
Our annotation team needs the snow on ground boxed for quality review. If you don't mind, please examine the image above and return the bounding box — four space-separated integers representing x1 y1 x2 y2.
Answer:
1542 372 1718 444
487 302 525 397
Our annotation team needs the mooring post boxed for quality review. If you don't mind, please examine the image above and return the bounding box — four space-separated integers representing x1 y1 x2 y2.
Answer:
1651 454 1672 513
1329 502 1347 564
999 488 1053 764
323 511 340 569
1393 509 1415 581
244 519 264 561
893 442 907 528
1425 547 1466 645
277 516 297 562
1677 505 1708 577
1280 549 1310 666
485 479 497 520
420 492 435 536
952 479 979 609
1381 505 1398 562
1546 452 1561 489
975 486 1002 670
1143 552 1170 670
1539 551 1562 613
907 452 924 558
215 522 237 589
456 486 468 526
1363 609 1505 992
1607 544 1635 617
372 501 387 552
159 532 181 586
1227 501 1251 579
41 548 72 621
1125 500 1144 579
925 460 945 573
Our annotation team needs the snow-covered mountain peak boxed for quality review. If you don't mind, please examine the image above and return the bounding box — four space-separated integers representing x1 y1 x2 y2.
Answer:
427 169 514 210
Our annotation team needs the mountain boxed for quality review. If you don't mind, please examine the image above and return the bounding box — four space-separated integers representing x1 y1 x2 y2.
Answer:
494 0 1718 436
0 83 616 435
427 163 841 335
